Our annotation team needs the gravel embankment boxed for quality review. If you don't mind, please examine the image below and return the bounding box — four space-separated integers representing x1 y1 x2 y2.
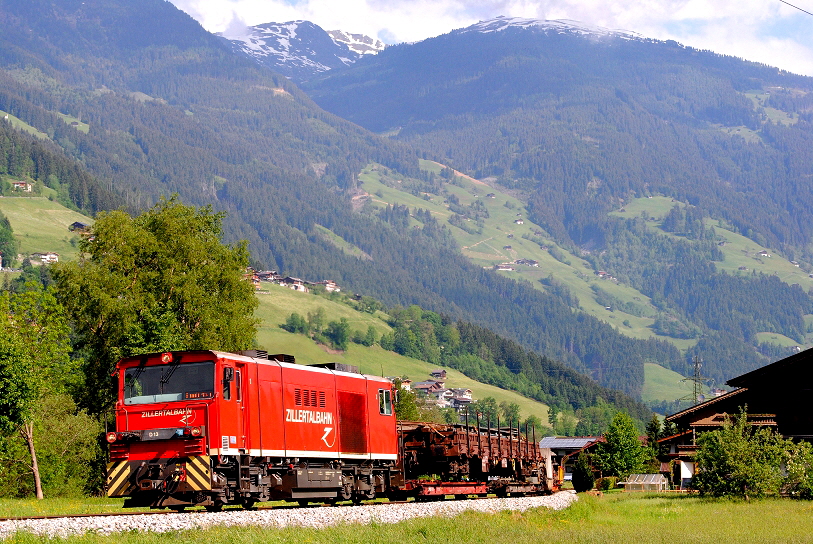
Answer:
0 492 577 539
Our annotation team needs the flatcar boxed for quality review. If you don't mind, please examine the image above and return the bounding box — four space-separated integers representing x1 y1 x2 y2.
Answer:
105 350 554 510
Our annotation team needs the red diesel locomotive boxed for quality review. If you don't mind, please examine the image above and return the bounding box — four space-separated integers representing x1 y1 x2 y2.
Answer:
106 350 554 510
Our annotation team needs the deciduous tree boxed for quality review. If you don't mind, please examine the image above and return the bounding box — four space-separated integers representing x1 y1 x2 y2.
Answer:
393 378 420 421
52 197 258 413
593 412 650 480
0 285 73 499
499 401 520 425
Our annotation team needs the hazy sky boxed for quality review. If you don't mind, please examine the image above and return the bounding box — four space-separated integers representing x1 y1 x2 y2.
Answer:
168 0 813 76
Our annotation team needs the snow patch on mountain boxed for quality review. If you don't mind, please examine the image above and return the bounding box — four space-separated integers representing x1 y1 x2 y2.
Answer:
457 16 643 41
327 30 385 56
218 20 384 81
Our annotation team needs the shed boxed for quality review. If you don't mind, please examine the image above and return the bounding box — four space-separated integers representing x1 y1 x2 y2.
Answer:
621 473 668 492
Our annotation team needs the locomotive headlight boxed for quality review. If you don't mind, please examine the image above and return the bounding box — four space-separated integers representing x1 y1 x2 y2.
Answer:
106 432 118 443
190 426 202 437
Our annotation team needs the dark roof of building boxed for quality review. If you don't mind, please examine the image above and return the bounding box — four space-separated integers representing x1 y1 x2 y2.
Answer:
727 347 813 388
665 388 749 422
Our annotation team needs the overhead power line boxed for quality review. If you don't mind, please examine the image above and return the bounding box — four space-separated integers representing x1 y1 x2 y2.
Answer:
780 0 813 16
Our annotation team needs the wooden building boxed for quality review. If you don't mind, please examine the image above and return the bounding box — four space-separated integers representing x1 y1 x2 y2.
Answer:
660 348 813 487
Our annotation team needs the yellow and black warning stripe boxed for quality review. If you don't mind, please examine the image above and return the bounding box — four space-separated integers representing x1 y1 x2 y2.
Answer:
184 455 211 491
106 461 136 497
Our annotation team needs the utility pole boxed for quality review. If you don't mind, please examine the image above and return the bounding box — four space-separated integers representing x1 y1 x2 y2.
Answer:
680 356 710 405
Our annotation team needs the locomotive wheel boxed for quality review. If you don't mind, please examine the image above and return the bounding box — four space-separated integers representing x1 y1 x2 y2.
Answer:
338 485 353 502
242 499 257 511
205 502 223 513
297 500 310 507
169 506 186 512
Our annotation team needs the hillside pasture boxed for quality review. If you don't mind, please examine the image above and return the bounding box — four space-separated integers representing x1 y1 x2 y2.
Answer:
641 362 699 404
0 196 92 261
0 110 47 139
313 224 371 260
359 163 669 349
610 196 813 289
254 286 550 422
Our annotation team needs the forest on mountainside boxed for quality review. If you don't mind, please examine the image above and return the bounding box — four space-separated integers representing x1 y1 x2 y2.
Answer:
307 25 813 385
308 28 813 255
0 116 122 212
0 75 682 397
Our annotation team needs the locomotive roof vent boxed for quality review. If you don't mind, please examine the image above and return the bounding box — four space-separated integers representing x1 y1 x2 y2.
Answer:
270 353 296 364
238 349 269 359
309 362 360 374
237 350 297 364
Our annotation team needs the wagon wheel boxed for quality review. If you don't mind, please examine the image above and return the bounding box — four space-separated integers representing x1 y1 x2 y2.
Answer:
297 499 310 508
242 499 257 511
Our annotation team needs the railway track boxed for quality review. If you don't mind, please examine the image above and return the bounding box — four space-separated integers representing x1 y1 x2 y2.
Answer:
0 498 436 522
0 492 577 539
0 494 547 523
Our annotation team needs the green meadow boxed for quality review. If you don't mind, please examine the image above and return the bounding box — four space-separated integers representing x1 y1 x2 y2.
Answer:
255 284 550 422
0 197 92 262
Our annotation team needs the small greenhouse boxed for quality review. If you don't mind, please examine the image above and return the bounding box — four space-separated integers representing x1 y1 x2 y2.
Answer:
620 473 668 492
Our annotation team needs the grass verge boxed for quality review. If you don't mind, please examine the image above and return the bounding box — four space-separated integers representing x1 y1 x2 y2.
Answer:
6 493 813 543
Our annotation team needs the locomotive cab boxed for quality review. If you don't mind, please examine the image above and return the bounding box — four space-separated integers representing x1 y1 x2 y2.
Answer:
107 351 227 509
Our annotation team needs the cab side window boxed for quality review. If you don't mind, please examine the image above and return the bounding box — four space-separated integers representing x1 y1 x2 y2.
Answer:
223 367 233 400
378 389 392 416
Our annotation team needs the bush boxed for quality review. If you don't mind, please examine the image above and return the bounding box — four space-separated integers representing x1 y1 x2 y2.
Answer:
281 312 308 334
596 476 618 491
572 453 595 492
692 409 798 499
0 393 101 497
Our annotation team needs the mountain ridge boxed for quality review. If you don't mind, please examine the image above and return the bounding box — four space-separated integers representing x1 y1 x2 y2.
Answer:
303 21 813 386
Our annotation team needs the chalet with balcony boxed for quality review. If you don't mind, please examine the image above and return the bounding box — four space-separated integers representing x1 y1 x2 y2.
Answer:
412 380 445 395
660 348 813 488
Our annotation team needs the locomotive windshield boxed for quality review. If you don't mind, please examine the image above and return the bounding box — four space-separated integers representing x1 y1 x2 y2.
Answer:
124 361 215 405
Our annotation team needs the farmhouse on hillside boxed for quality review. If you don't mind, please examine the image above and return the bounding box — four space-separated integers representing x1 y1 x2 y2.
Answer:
430 369 447 380
69 221 91 232
31 251 59 264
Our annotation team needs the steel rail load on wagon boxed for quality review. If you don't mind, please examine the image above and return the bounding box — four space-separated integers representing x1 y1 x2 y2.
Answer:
105 350 555 510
